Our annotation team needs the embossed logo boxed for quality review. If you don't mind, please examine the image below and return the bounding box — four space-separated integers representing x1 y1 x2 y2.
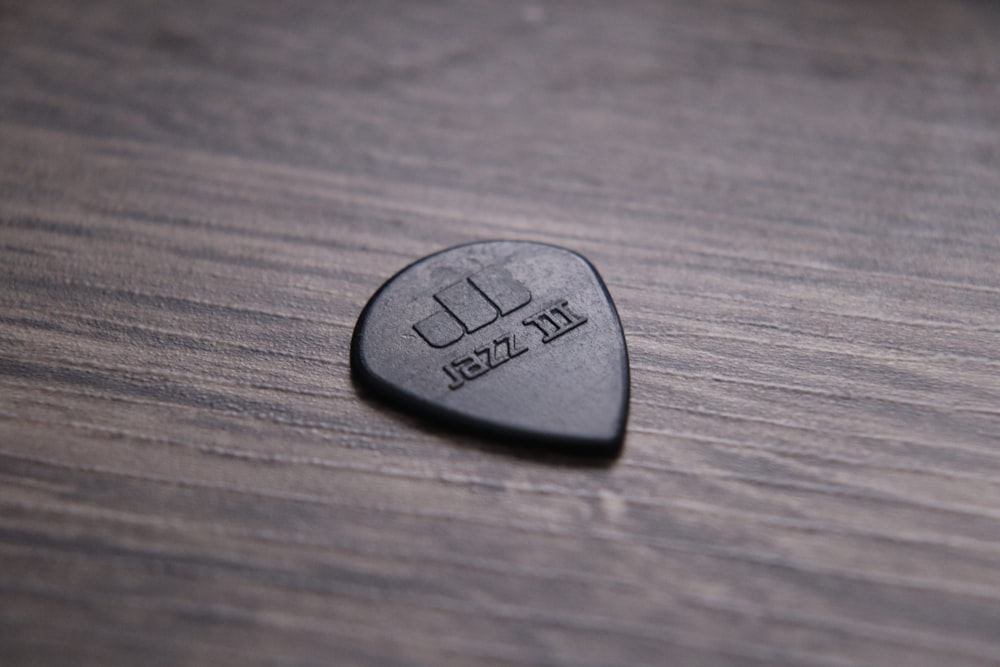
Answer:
412 265 532 348
407 261 590 390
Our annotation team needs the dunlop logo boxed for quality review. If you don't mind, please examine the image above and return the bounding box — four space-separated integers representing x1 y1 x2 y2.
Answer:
412 265 532 348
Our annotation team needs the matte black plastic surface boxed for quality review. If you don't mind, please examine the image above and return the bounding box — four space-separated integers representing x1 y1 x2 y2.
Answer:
351 241 630 457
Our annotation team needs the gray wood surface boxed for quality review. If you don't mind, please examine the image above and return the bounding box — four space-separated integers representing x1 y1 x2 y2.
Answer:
2 0 1000 665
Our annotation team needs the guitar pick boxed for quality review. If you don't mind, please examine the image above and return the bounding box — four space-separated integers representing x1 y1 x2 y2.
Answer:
351 241 629 457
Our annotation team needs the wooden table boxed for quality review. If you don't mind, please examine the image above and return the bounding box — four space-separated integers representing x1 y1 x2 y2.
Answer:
2 1 999 664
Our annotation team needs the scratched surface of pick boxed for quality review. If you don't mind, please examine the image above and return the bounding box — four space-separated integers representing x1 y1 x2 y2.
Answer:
351 241 629 456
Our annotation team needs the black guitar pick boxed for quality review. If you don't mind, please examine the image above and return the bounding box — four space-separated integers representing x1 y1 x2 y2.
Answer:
351 241 629 457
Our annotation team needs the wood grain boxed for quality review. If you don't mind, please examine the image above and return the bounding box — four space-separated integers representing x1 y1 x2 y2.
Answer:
2 0 999 664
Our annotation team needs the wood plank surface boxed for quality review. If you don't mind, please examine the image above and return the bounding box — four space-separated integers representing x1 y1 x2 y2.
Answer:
2 0 999 665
